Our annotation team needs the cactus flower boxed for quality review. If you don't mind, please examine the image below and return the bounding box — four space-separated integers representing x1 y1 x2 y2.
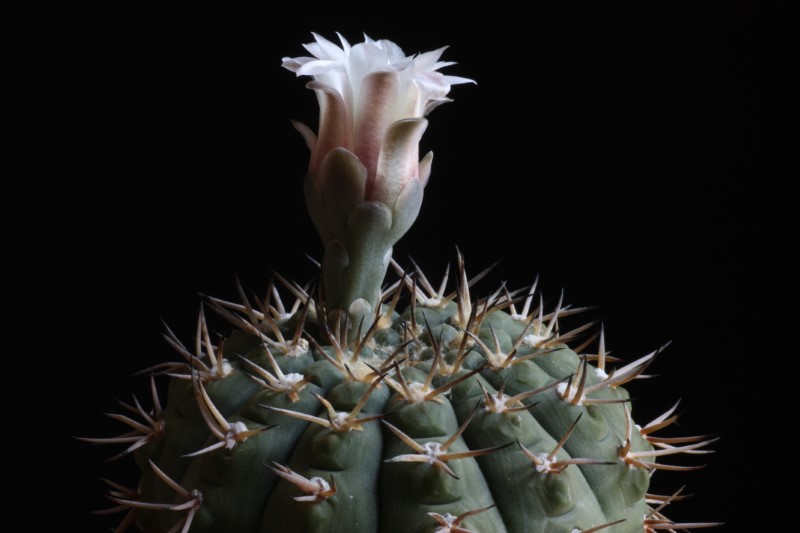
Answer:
284 33 473 314
283 33 473 210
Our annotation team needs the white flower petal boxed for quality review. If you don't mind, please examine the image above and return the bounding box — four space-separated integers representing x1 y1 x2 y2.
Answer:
312 32 347 61
296 59 342 76
281 56 313 72
336 32 351 54
376 38 407 62
302 42 324 59
414 47 448 69
443 75 476 86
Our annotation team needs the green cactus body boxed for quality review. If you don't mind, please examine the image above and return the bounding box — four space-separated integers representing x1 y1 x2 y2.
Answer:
99 279 696 533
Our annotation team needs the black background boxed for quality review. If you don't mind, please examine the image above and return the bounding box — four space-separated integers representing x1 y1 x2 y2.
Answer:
21 2 754 530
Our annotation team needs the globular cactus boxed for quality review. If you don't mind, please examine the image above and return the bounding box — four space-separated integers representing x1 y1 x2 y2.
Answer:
84 33 720 533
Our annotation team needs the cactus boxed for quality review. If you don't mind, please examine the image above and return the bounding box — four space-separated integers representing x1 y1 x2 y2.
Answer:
84 33 719 533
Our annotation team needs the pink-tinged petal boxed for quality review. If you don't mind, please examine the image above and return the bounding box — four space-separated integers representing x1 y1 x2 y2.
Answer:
307 81 351 176
419 151 433 188
291 120 316 151
372 118 428 207
354 71 400 195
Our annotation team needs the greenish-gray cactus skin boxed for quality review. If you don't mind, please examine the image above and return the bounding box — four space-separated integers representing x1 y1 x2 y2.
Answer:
129 297 659 533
